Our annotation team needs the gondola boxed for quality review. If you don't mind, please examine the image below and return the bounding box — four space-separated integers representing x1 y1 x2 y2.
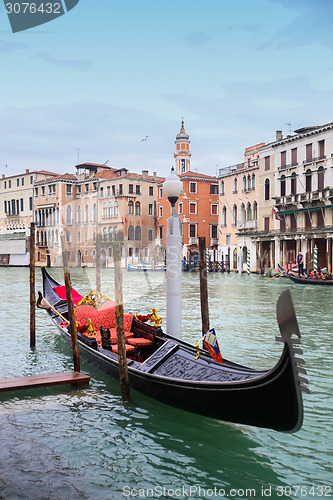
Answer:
278 264 333 286
277 264 300 278
39 267 309 433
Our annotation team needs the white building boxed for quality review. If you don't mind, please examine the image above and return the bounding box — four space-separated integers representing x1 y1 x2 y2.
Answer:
256 123 333 272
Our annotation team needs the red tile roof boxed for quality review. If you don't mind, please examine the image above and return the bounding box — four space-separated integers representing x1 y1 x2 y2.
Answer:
179 170 217 180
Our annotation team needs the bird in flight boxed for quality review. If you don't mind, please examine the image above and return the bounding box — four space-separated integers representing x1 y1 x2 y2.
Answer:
141 136 148 142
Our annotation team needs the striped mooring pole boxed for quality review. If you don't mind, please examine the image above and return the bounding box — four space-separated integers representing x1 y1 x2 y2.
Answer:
247 249 250 275
206 249 210 272
314 244 318 272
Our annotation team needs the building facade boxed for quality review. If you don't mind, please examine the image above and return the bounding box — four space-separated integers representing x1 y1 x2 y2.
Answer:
0 169 58 233
0 169 58 265
97 168 164 266
255 123 333 272
34 163 164 267
218 143 263 271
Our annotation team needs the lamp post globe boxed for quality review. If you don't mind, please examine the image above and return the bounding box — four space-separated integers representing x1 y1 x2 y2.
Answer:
163 167 183 208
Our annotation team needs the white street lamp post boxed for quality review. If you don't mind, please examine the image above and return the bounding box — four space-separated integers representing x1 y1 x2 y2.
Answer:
163 168 183 339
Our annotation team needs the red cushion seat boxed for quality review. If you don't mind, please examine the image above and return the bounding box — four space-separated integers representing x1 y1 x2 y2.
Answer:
127 338 153 347
112 344 135 354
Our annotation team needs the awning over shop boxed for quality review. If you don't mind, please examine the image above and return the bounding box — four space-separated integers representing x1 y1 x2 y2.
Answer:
277 204 333 215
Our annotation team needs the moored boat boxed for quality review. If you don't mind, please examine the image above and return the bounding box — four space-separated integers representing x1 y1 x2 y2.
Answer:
39 267 309 433
127 262 166 271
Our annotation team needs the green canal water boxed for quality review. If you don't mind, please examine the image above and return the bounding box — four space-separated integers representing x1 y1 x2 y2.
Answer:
0 267 332 499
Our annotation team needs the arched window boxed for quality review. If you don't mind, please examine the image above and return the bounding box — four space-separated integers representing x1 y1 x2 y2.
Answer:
253 201 258 221
240 203 246 222
233 178 238 193
135 226 141 241
84 231 88 243
114 226 119 240
247 175 251 191
221 206 227 226
220 180 225 196
114 201 119 217
84 204 89 223
128 200 134 215
318 166 324 191
66 205 72 224
280 175 286 197
246 202 251 221
103 202 108 218
242 176 246 192
77 231 81 243
128 225 134 240
108 227 113 241
103 227 108 241
305 169 312 192
291 172 297 195
264 179 270 200
66 230 71 243
76 205 81 225
92 231 96 242
108 202 113 218
232 204 237 226
135 202 141 215
251 174 255 190
92 203 97 223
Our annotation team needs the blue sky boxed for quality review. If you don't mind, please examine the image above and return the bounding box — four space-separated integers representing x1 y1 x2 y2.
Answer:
1 0 333 177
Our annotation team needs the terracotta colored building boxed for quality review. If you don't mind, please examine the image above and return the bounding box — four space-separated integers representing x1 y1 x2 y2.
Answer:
34 162 164 267
157 122 219 256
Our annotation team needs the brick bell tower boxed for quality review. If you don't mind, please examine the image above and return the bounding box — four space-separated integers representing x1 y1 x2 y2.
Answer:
174 119 191 175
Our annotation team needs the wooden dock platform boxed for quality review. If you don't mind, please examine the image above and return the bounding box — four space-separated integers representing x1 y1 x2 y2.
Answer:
0 371 90 393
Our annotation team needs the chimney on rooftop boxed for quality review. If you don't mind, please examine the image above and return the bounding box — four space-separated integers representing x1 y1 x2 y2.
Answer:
276 130 283 141
2 174 5 179
142 170 148 180
26 169 29 174
153 171 157 181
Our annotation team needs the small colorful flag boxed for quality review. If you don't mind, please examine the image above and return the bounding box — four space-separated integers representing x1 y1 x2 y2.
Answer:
203 328 224 364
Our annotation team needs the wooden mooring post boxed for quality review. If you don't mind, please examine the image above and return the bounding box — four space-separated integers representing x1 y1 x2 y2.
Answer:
29 222 36 348
113 243 130 400
61 233 80 373
199 237 210 335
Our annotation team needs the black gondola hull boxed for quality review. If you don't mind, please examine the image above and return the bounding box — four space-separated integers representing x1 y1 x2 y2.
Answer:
278 265 333 286
41 268 307 433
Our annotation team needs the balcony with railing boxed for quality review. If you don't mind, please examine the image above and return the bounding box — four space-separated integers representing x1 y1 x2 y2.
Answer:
188 237 199 245
236 220 256 230
303 155 326 166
